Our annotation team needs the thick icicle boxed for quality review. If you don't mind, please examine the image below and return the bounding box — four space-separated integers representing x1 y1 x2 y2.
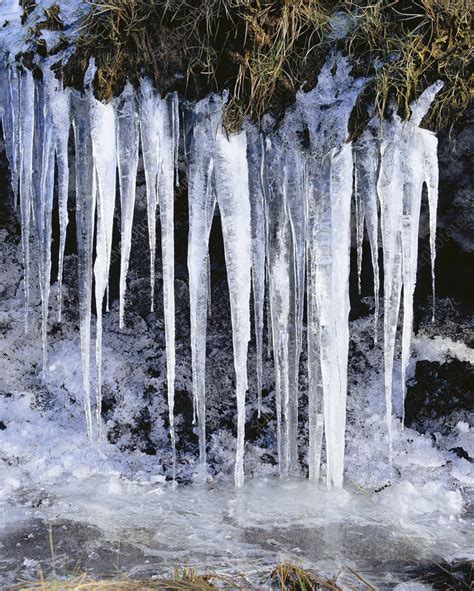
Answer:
158 95 177 480
71 91 96 442
399 127 424 427
214 125 252 488
246 125 266 417
139 79 160 311
18 68 35 331
377 111 404 463
318 144 353 488
379 83 443 451
299 54 365 486
115 83 139 329
185 97 219 466
90 94 117 437
354 127 380 338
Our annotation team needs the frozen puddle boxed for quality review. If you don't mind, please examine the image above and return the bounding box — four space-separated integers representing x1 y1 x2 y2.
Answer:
1 477 472 588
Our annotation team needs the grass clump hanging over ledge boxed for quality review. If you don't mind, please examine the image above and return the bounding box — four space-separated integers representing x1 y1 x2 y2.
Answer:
28 0 473 132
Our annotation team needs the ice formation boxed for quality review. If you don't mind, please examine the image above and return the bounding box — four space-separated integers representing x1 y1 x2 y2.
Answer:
0 52 442 486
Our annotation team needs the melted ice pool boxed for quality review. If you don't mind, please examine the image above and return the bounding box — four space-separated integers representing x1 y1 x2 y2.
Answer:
1 476 472 588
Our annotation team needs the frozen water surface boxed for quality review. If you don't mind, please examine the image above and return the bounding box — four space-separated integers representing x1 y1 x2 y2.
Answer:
0 477 472 588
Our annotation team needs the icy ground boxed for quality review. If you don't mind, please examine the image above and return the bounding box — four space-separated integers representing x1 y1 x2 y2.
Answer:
0 203 473 587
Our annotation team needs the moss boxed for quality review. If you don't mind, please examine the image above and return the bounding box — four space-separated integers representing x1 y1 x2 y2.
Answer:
36 0 473 132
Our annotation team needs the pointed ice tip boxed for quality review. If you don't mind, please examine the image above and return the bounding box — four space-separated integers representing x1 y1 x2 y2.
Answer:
84 58 97 89
410 80 445 126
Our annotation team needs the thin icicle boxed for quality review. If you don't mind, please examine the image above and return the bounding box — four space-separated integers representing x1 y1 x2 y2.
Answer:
48 75 71 324
354 161 364 295
71 91 95 442
421 130 439 321
214 125 252 488
285 149 306 474
36 71 58 372
264 138 291 476
115 82 139 329
139 79 160 311
172 92 180 187
354 127 380 339
90 94 117 438
185 97 219 466
246 124 266 417
158 95 177 480
18 68 35 331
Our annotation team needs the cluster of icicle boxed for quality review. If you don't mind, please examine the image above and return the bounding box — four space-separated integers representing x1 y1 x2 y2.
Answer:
0 54 441 488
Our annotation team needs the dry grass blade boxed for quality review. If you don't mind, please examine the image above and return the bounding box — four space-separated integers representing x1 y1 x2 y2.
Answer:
21 0 473 132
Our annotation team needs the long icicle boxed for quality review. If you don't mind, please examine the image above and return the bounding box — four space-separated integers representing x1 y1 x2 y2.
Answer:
115 82 139 329
185 96 219 467
50 76 71 324
246 124 266 417
214 124 252 488
72 91 96 442
158 94 177 480
18 68 35 331
90 94 117 439
139 79 160 312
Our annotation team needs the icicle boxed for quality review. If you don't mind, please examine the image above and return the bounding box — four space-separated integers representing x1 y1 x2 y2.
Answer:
139 79 160 312
71 91 96 442
264 138 291 476
36 71 58 372
214 124 252 488
246 125 266 417
172 92 180 187
354 127 380 339
18 68 35 331
50 77 71 324
115 83 139 329
300 53 365 486
319 144 353 488
399 128 424 427
1 66 20 208
185 97 219 465
421 130 439 321
354 160 364 295
399 84 443 425
377 112 403 464
286 149 306 474
158 95 177 480
90 94 117 437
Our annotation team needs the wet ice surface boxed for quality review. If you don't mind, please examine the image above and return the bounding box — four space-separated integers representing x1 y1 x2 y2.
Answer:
1 477 472 589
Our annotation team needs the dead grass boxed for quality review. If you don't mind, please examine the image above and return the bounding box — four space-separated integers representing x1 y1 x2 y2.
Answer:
12 562 378 591
22 0 473 132
270 562 342 590
14 566 250 590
